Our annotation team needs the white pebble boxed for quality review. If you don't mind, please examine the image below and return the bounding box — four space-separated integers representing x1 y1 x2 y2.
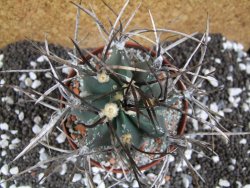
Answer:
228 165 235 171
219 179 230 187
10 130 18 135
18 112 24 121
228 88 242 97
16 186 32 188
32 124 41 134
226 75 233 82
0 79 5 87
230 158 236 165
39 151 48 161
212 155 220 163
210 102 218 112
19 74 27 81
194 164 201 170
31 80 41 89
9 144 17 150
207 76 219 87
1 150 7 157
184 149 192 160
56 132 66 144
246 63 250 74
30 61 37 68
9 166 19 175
1 96 14 105
11 138 21 144
214 58 221 64
0 123 9 130
97 181 105 188
1 134 10 140
132 180 139 188
1 164 9 175
62 67 72 75
34 116 42 124
72 173 82 182
239 63 246 71
239 138 247 144
9 184 17 188
243 185 250 188
92 167 100 174
29 72 37 80
45 72 52 78
242 103 250 112
0 54 4 61
168 154 175 163
59 163 67 175
24 77 32 87
93 174 102 184
182 175 191 188
147 173 156 181
37 55 46 62
0 61 3 69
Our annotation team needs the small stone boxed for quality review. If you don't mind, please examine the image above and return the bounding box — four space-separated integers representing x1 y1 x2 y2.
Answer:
219 179 230 187
246 63 250 74
31 80 42 89
230 158 236 165
59 163 67 175
228 165 235 171
168 155 175 163
1 134 10 140
9 166 19 175
9 144 17 150
212 155 220 163
214 58 221 64
147 173 156 181
1 164 9 175
1 150 7 157
1 96 14 105
0 140 9 148
29 72 37 80
72 173 82 182
93 173 101 184
33 116 42 125
0 54 4 61
10 130 18 135
243 185 250 188
19 74 27 81
194 164 201 170
239 63 246 71
207 76 219 87
97 181 105 188
18 112 24 121
132 180 139 188
11 138 21 144
92 167 100 174
184 149 192 160
9 184 17 188
228 88 242 97
30 61 37 68
37 55 47 62
242 103 250 112
32 124 41 134
239 138 247 144
56 132 66 144
210 102 218 112
24 77 32 87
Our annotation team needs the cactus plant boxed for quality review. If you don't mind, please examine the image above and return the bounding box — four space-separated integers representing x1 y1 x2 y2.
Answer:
62 42 188 172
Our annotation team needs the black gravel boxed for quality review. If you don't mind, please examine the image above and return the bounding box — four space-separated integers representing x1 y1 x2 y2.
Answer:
0 35 249 188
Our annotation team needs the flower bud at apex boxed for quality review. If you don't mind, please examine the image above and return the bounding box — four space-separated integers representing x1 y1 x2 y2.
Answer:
121 133 132 145
97 71 109 83
114 92 124 101
102 103 119 120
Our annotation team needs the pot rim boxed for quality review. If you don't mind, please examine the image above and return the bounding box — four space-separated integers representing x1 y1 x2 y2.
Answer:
62 41 188 173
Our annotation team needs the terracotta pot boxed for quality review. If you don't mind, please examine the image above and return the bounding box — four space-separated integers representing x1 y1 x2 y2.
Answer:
62 42 188 173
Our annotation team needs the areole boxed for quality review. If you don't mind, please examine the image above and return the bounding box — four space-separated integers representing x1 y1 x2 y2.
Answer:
62 42 188 173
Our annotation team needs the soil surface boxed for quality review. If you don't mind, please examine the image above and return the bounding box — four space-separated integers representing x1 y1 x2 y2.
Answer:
0 34 250 188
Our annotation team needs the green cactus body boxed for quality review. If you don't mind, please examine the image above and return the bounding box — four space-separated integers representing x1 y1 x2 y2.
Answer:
69 44 183 152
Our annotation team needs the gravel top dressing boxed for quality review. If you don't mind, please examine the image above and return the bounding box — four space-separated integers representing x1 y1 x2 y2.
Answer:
0 34 250 188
